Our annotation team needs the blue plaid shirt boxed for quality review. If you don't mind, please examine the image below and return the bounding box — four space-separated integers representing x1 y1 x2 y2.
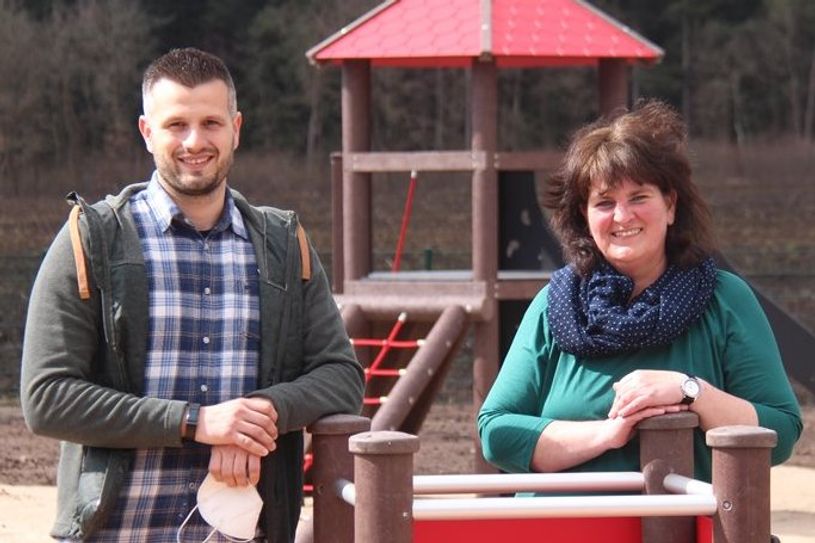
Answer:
89 176 261 542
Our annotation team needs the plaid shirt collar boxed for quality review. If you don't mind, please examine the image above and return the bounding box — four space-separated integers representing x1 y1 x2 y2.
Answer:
145 171 249 240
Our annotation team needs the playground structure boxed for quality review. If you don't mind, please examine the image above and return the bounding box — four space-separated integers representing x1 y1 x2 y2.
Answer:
306 412 778 543
307 0 665 472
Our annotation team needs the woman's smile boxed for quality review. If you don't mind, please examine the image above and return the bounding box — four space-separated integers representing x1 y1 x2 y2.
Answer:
586 178 676 293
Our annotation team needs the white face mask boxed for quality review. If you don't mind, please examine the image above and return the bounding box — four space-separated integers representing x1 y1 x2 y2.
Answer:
177 473 264 543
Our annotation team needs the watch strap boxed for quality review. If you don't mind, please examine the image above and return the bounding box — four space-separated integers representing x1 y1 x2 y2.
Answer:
183 403 200 441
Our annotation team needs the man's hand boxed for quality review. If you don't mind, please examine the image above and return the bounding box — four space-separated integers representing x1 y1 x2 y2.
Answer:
196 397 278 456
209 445 262 487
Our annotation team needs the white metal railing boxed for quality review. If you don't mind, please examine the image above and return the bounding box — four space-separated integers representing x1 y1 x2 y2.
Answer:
663 473 713 496
337 479 356 506
411 494 717 521
412 472 645 494
336 471 718 521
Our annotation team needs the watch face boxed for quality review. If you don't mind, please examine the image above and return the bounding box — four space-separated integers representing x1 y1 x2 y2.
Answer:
683 379 700 397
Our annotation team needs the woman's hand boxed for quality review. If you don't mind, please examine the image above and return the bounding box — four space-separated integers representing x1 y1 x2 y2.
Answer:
608 369 688 419
600 406 677 449
530 405 676 472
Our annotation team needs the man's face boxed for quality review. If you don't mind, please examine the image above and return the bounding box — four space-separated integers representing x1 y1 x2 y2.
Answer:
139 78 242 198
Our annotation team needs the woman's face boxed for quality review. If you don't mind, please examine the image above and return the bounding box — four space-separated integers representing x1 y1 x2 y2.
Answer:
586 178 676 282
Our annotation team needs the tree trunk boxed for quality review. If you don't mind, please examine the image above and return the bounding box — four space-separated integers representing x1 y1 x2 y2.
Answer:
510 69 523 150
781 5 802 137
804 45 815 142
729 70 745 178
730 70 745 146
434 69 445 149
306 69 323 169
681 0 692 132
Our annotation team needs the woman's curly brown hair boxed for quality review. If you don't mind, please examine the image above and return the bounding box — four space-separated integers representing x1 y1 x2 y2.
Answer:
543 99 716 276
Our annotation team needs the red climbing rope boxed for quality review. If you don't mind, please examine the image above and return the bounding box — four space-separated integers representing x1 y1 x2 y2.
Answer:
392 170 418 272
353 312 425 406
364 312 408 381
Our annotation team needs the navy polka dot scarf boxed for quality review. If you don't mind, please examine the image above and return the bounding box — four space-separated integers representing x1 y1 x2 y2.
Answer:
547 257 717 358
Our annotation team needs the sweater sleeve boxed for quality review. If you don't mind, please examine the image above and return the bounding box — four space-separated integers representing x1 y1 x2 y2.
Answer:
20 223 187 448
716 272 802 464
248 240 364 434
477 289 554 473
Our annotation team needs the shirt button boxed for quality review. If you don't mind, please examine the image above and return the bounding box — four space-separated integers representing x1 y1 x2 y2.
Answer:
188 482 197 491
200 384 208 392
202 336 210 345
204 287 211 295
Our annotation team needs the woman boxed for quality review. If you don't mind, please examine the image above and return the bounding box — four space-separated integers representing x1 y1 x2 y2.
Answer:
477 100 802 481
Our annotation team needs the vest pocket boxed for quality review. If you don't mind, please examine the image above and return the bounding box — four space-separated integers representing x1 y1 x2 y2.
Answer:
74 447 131 538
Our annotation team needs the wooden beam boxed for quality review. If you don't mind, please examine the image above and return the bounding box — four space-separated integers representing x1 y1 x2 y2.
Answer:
342 60 372 282
494 151 556 172
330 152 344 293
598 58 629 115
494 275 551 300
336 279 491 322
343 150 558 174
346 151 487 173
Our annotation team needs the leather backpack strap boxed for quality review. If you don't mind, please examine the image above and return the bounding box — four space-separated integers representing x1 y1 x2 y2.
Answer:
68 204 91 300
295 223 311 281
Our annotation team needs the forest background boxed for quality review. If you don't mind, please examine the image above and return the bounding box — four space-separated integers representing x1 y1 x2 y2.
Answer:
1 0 815 397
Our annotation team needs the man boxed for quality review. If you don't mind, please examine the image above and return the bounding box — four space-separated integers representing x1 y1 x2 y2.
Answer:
20 48 364 542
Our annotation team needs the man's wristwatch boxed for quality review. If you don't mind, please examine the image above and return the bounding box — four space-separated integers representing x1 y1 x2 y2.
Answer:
183 403 200 441
680 374 702 405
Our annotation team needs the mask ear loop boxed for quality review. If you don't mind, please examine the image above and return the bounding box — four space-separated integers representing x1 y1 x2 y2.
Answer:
176 504 218 543
176 502 257 543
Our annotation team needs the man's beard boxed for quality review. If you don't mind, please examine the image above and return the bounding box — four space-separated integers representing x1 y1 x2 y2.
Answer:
156 149 234 197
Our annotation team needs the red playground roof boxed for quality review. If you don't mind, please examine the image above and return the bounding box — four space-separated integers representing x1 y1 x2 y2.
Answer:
307 0 663 68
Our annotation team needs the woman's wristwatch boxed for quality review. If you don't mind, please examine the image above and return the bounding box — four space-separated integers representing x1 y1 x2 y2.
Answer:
680 374 702 405
182 402 201 441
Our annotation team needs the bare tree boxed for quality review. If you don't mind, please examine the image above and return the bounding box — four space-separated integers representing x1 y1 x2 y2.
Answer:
805 46 815 141
0 2 39 196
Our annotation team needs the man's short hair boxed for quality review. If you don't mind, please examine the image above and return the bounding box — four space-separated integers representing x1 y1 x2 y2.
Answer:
142 47 238 117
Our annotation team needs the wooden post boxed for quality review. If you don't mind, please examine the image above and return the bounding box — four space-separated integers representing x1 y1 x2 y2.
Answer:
308 414 371 543
341 60 372 284
470 58 500 474
707 426 777 543
638 412 699 543
598 58 629 116
330 151 344 293
349 431 420 543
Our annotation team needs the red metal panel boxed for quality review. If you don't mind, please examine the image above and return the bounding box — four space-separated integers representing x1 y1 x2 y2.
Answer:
310 0 662 67
414 517 642 543
414 516 714 543
697 516 713 542
492 0 661 62
315 0 480 63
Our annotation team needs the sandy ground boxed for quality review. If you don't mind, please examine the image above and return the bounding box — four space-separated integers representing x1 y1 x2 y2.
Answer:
1 465 813 542
772 465 815 543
